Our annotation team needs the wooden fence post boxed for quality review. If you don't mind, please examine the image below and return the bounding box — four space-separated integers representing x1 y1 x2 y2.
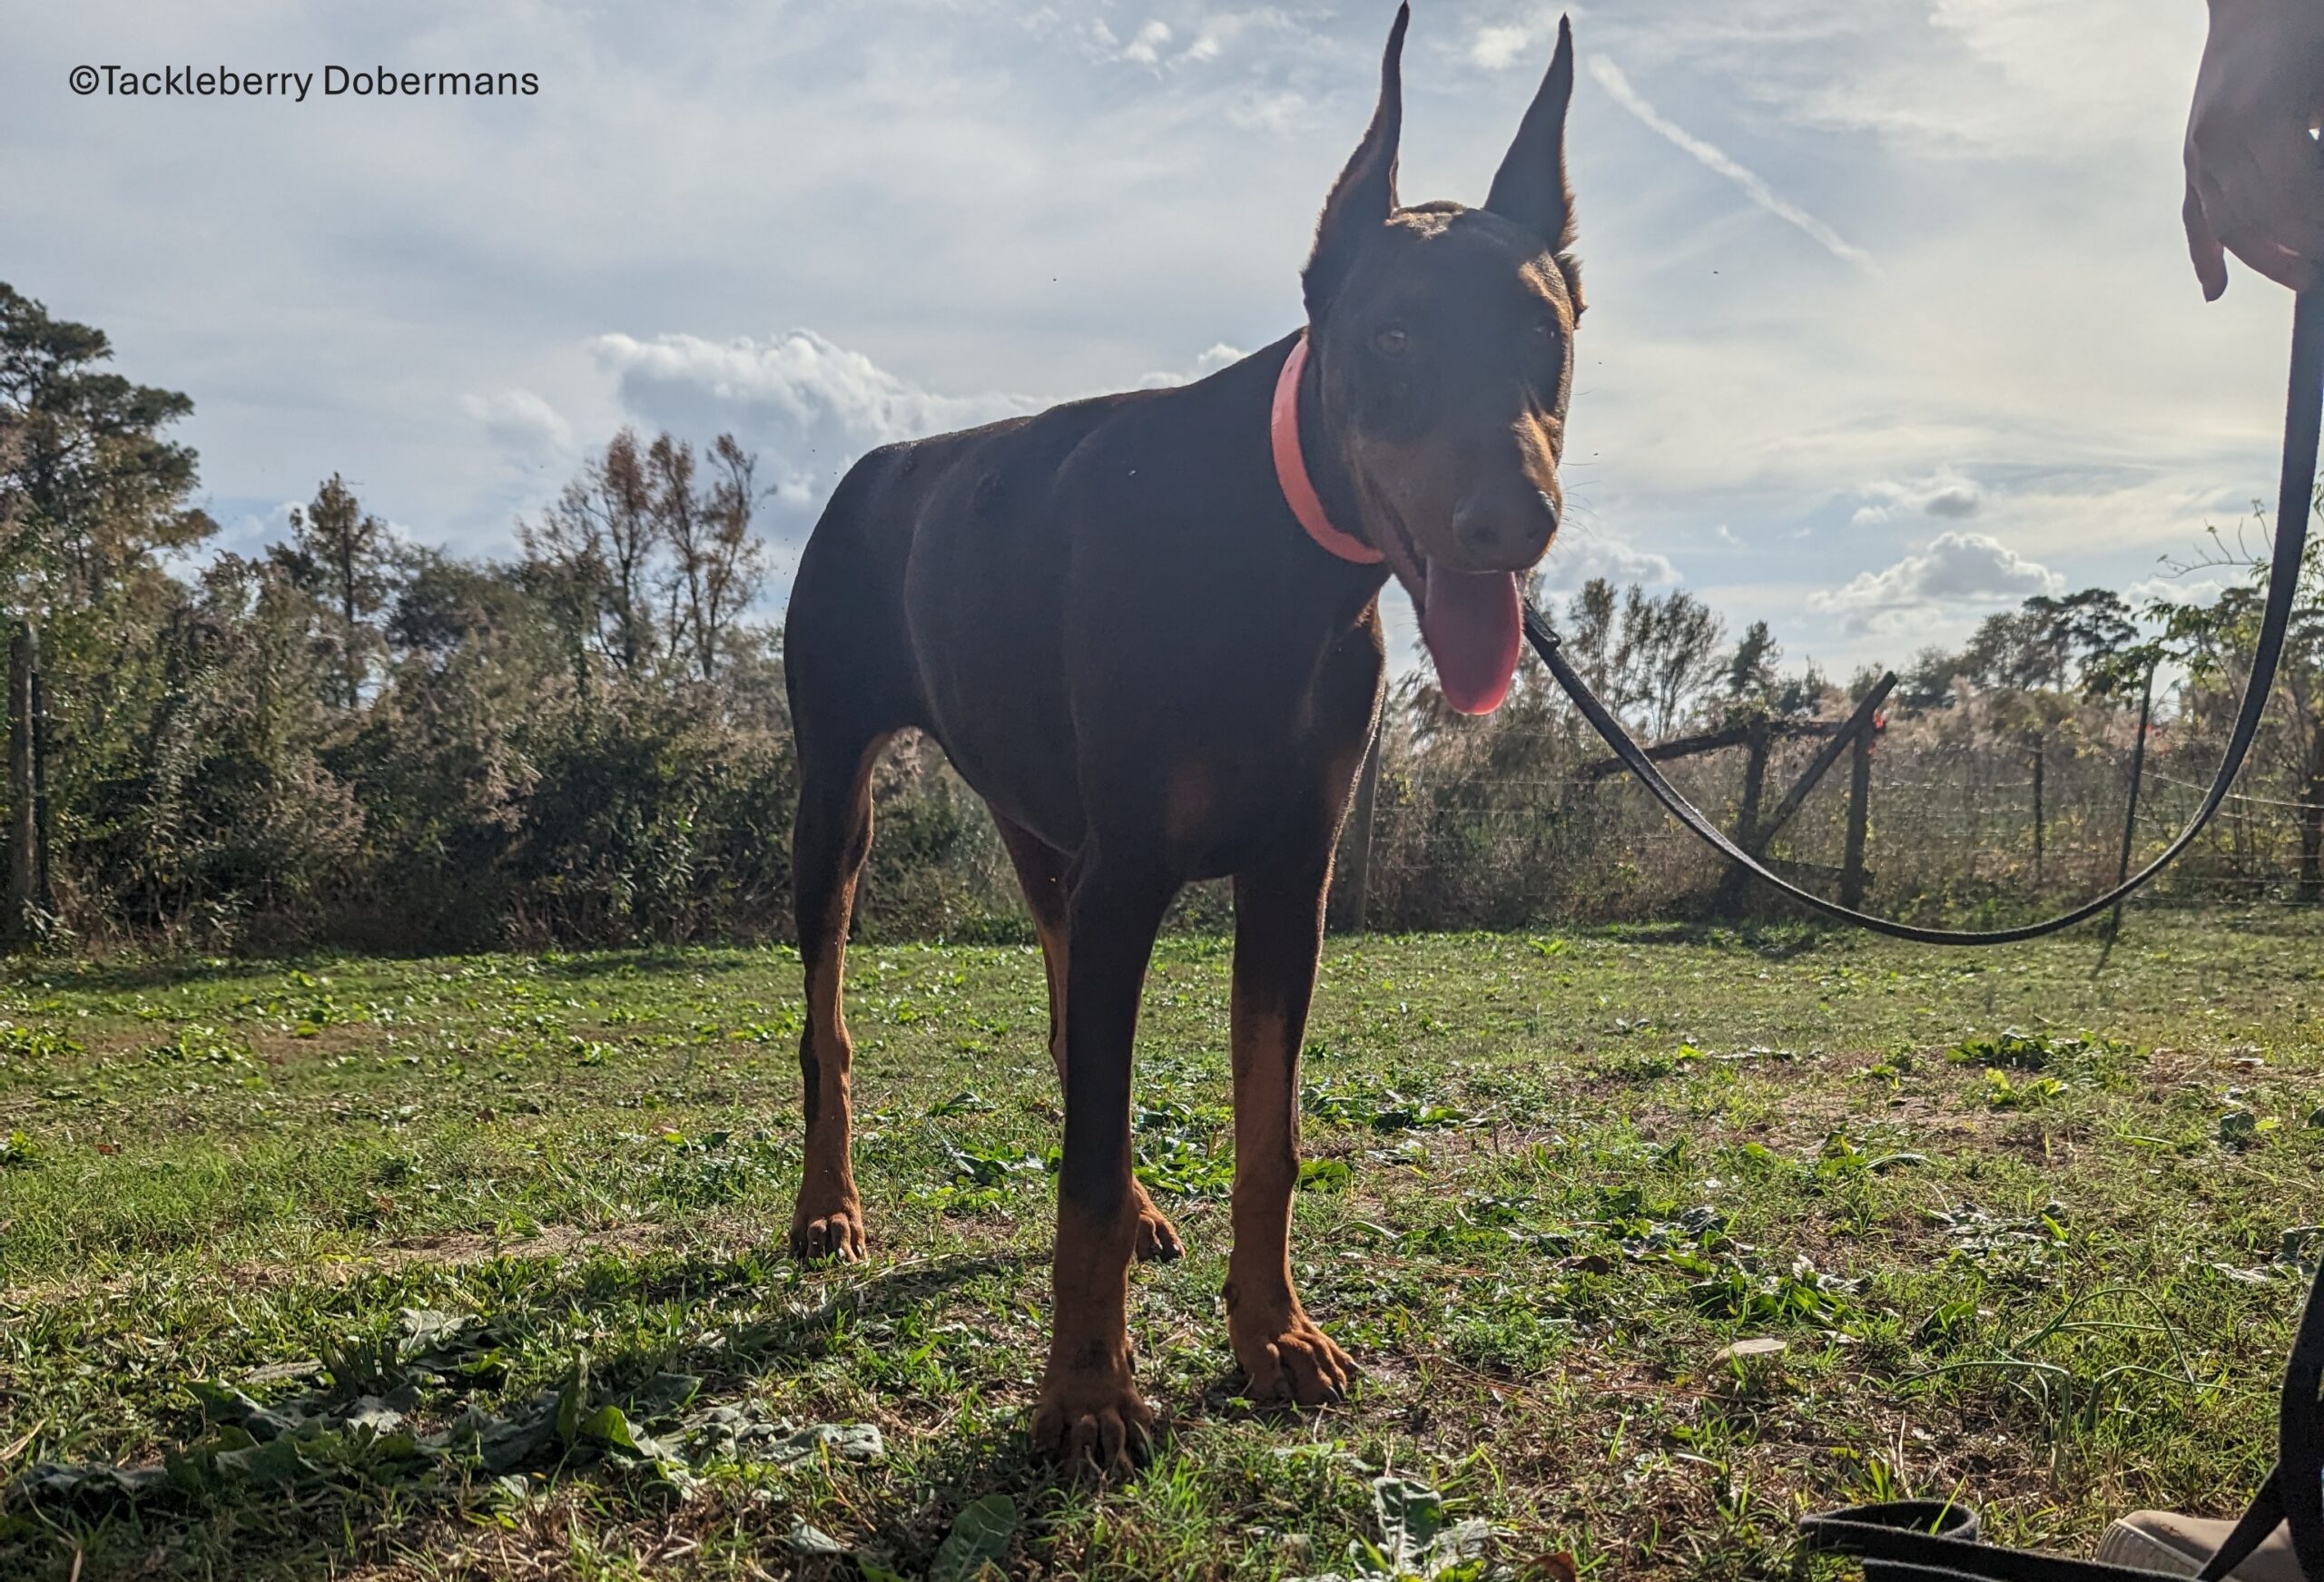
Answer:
1841 711 1874 909
1716 720 1772 912
2102 664 2158 950
1738 720 1769 850
1332 721 1384 934
5 624 37 949
2031 732 2045 889
31 661 49 911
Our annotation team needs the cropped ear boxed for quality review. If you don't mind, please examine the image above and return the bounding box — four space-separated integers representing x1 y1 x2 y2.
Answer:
1303 3 1408 320
1482 15 1583 312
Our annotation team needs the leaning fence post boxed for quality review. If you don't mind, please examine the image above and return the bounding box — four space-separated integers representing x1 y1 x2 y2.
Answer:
5 624 37 949
1753 673 1897 857
1333 720 1384 934
1841 709 1874 909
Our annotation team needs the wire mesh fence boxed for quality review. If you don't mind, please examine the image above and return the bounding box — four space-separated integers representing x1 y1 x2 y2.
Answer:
849 673 2324 944
1334 683 2324 935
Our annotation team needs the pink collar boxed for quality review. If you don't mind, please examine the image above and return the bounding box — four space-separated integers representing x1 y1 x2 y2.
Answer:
1272 334 1383 565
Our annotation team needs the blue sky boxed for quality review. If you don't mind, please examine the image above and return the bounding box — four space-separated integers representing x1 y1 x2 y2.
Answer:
4 0 2298 675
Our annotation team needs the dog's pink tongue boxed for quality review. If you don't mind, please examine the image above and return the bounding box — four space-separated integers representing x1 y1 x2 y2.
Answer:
1419 563 1521 716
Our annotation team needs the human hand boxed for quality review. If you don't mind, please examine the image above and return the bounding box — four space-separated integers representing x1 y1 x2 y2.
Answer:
2184 0 2324 299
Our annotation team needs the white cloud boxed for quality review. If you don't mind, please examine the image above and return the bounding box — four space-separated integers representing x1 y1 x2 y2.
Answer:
1137 342 1246 388
1107 9 1294 69
1226 89 1313 133
1182 9 1296 65
1469 23 1548 73
591 329 1044 534
1809 530 2062 633
1850 470 1983 526
1122 20 1173 65
1588 56 1879 275
1541 533 1683 592
593 329 1036 448
2122 568 2238 614
460 390 575 467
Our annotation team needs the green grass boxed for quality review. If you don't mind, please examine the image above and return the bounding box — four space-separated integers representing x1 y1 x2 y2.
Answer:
2 911 2323 1578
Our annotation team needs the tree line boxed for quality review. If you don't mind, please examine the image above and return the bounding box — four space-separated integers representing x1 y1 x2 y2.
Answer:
4 280 2319 950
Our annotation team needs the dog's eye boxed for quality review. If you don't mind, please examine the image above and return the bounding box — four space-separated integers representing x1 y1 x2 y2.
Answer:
1373 324 1410 357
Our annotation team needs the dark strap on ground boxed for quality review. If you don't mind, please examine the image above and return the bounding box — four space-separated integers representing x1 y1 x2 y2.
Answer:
1794 1512 2194 1581
2274 1234 2324 1581
1800 1249 2324 1579
1523 285 2324 947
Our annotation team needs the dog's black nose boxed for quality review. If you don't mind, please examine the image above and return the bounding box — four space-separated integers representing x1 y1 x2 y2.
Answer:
1452 482 1558 568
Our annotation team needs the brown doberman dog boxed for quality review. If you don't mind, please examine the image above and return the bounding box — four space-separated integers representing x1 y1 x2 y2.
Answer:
783 5 1582 1469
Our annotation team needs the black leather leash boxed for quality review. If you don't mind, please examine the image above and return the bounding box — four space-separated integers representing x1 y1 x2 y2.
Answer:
1522 286 2324 947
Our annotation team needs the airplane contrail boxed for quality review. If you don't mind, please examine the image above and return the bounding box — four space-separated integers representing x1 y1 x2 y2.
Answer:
1590 56 1880 277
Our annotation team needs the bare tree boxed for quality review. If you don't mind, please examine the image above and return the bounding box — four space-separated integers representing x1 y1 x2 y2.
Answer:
1564 579 1728 736
519 428 661 679
1637 587 1725 738
646 434 700 670
665 435 767 682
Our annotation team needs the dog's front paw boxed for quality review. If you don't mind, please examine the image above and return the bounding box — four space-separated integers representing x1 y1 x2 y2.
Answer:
1031 1361 1154 1475
1230 1304 1355 1405
787 1193 868 1263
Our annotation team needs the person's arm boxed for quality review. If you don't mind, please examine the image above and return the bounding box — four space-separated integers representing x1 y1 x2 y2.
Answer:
2184 0 2324 298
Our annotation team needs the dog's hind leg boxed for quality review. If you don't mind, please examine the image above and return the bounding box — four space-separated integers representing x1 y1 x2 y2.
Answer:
996 818 1184 1264
1222 845 1355 1404
786 723 892 1263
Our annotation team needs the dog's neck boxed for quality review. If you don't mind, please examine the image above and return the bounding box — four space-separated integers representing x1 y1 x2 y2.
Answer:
1286 334 1388 574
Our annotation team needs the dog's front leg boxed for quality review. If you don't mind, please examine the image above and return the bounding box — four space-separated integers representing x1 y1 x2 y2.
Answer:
1032 854 1174 1473
1223 850 1355 1404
